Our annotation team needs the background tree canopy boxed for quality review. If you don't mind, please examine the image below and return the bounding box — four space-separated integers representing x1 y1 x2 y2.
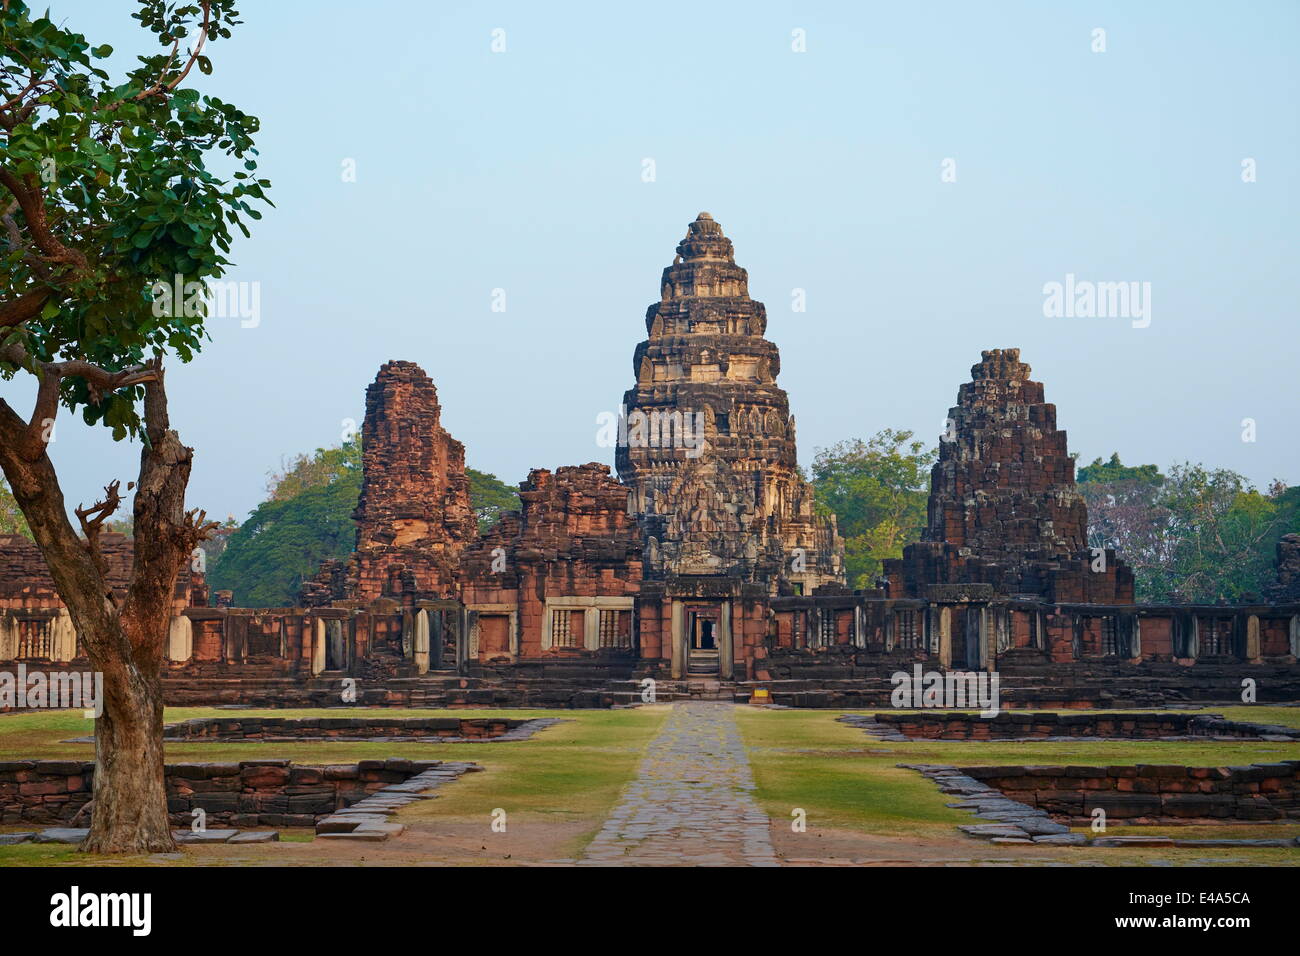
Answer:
1078 453 1299 603
810 429 936 589
468 466 521 532
207 440 519 607
0 477 30 537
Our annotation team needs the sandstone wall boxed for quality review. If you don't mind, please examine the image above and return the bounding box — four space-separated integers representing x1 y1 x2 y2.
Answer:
963 761 1300 822
0 758 438 828
460 463 642 662
872 711 1300 740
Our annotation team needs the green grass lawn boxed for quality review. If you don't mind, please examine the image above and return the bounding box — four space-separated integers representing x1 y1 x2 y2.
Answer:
733 706 1300 865
1 703 1297 866
0 705 670 865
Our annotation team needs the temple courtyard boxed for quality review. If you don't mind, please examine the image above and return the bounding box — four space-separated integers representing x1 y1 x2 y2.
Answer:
1 702 1296 867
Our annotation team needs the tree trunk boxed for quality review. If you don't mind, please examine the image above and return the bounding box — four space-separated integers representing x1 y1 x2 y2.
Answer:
82 652 174 853
0 369 200 854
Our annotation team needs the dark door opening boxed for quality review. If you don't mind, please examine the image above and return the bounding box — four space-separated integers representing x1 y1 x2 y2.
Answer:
695 618 715 650
325 619 345 671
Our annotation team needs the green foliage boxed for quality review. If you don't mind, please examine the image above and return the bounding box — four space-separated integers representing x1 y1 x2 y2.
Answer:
810 429 936 588
467 467 519 532
1077 452 1163 486
0 477 30 537
267 437 360 501
1152 464 1283 603
207 462 361 608
1080 453 1299 603
0 0 269 439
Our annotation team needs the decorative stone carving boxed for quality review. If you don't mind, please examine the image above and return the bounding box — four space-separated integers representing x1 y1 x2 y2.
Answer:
616 213 843 592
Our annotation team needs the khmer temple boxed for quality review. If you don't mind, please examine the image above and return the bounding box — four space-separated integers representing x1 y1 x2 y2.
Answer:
2 214 1298 708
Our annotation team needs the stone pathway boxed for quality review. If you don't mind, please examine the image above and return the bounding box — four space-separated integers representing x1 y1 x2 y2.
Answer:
580 702 778 866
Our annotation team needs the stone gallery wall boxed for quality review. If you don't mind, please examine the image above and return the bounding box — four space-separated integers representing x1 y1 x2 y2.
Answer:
0 758 441 828
963 761 1300 822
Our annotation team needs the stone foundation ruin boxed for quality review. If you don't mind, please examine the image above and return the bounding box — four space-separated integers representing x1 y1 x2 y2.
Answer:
848 711 1300 741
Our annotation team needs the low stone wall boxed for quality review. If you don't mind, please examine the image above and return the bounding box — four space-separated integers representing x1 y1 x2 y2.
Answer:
761 660 1300 709
0 758 450 828
868 711 1300 740
162 715 533 741
160 674 621 709
962 761 1300 823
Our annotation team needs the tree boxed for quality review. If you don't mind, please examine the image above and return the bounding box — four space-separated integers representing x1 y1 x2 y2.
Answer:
1157 463 1280 603
209 440 362 607
208 467 361 607
0 475 29 536
811 429 935 588
1080 454 1298 603
266 437 360 502
1076 452 1162 486
0 1 267 853
1077 453 1172 598
467 467 519 532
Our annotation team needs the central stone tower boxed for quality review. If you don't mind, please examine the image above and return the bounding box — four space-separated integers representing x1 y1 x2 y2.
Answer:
616 213 842 592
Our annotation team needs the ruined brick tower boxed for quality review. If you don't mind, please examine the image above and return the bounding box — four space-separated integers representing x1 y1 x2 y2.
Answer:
351 361 477 602
616 213 842 591
885 348 1132 603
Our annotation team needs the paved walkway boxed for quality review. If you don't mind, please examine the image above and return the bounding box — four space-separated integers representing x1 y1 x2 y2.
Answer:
580 702 778 866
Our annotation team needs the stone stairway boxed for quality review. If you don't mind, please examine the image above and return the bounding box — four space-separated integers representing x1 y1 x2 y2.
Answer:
687 650 719 675
314 761 480 842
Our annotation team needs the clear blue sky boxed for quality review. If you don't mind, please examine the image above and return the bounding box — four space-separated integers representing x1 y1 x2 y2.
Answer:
11 0 1299 522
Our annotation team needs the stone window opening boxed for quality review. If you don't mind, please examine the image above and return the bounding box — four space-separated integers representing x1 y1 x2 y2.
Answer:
1100 616 1119 656
550 609 576 648
16 621 52 660
1199 616 1234 657
819 609 836 648
599 610 632 650
895 610 919 651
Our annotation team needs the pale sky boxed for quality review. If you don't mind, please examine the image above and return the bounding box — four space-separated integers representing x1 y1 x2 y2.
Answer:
8 0 1298 522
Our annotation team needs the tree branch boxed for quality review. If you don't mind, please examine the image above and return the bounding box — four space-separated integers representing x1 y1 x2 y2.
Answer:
0 285 53 329
0 339 161 457
75 479 123 581
0 167 87 273
115 1 211 106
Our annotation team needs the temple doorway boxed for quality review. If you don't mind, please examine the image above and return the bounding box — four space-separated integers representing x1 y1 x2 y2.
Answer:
687 605 720 675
